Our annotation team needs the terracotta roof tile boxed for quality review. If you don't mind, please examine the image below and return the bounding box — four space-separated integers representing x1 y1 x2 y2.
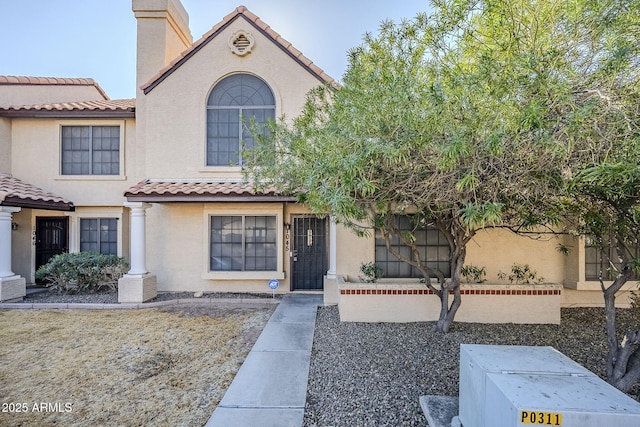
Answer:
0 75 110 100
0 99 135 117
0 174 74 211
141 6 338 93
124 179 294 202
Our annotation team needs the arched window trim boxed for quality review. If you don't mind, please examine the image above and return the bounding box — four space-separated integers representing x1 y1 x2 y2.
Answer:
205 73 275 167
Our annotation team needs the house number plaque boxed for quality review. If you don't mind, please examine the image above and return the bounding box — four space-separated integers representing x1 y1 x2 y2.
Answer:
285 227 290 252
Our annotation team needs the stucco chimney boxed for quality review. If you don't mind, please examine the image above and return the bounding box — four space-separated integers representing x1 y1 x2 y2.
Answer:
132 0 193 93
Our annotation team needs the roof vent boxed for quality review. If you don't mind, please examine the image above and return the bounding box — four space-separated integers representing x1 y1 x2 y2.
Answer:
229 30 254 56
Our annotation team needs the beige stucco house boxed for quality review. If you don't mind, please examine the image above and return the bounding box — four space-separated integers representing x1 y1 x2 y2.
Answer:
0 1 630 318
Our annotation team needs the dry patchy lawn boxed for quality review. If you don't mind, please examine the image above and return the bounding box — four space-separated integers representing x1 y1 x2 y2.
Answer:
0 305 273 426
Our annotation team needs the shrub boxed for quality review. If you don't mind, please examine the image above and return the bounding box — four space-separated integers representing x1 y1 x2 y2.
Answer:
359 262 383 283
35 252 128 294
497 263 544 285
461 265 487 283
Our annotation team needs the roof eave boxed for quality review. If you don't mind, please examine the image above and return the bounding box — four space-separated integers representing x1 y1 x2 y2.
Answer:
0 110 135 119
0 198 75 211
125 194 296 203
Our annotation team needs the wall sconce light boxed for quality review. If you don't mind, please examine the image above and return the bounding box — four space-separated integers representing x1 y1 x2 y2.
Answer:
11 222 18 231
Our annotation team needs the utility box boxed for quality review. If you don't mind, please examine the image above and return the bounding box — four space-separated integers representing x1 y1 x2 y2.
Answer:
459 345 594 427
485 372 640 427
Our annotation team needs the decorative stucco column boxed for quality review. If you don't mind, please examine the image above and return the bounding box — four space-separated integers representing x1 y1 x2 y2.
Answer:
326 216 337 279
127 202 151 275
323 216 340 305
118 202 157 303
0 206 26 301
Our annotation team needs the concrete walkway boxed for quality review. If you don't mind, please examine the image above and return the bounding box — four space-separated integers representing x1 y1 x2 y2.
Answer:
206 293 323 427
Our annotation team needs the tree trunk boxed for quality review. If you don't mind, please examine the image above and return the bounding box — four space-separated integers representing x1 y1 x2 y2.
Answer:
602 267 640 393
434 243 466 333
435 281 462 333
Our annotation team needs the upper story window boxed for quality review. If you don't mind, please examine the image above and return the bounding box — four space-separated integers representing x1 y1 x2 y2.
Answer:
206 74 275 166
61 125 120 175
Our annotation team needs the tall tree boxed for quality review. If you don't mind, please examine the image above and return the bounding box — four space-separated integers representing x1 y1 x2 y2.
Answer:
247 0 640 334
569 161 640 392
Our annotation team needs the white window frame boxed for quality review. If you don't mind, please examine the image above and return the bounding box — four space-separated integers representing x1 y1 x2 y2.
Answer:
203 73 276 170
202 205 285 280
68 208 124 256
56 120 127 181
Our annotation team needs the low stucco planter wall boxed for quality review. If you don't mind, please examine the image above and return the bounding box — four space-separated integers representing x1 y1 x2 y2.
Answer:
337 276 562 324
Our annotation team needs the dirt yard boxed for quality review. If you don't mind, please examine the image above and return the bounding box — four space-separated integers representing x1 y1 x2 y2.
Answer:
0 304 274 426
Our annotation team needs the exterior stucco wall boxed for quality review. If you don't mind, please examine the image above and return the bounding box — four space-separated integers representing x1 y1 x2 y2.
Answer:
146 202 292 293
137 18 325 179
9 118 137 206
10 208 32 280
133 0 192 89
0 117 10 173
466 228 568 285
335 222 373 280
336 227 569 287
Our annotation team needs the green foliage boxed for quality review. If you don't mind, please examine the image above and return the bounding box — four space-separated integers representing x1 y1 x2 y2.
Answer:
35 252 128 294
461 265 487 283
497 263 544 285
359 262 384 283
246 0 640 332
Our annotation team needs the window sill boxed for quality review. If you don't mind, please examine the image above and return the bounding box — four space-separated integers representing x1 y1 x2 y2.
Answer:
56 175 127 181
198 167 242 173
567 281 637 291
201 271 285 281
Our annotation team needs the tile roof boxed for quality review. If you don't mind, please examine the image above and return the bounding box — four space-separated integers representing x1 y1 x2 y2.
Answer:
0 174 75 211
124 179 295 202
142 6 338 94
0 75 109 100
0 99 135 118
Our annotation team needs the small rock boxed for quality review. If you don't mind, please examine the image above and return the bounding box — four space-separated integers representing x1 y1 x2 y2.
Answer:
193 291 204 298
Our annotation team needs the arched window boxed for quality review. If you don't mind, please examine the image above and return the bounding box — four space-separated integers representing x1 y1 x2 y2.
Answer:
206 74 275 166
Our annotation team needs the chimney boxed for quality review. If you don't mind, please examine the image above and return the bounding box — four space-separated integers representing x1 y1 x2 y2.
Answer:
132 0 193 93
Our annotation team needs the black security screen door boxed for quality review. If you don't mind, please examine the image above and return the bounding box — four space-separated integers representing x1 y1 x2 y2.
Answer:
35 217 69 271
291 216 327 291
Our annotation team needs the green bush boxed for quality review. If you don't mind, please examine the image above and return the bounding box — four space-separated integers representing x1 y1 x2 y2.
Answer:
35 252 128 294
497 263 544 285
359 262 383 283
461 264 487 283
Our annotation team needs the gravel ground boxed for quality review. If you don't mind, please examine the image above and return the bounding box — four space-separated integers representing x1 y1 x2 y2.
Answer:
304 305 640 427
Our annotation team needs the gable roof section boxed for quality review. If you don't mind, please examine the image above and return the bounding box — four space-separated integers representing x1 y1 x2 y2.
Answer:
141 6 338 94
0 174 75 211
0 75 110 100
0 99 135 118
124 179 295 202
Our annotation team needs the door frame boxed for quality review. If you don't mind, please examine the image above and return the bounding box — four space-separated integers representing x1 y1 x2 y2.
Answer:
35 216 69 273
289 215 328 291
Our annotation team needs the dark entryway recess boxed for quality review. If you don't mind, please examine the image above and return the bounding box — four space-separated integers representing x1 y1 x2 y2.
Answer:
35 217 69 271
291 216 327 291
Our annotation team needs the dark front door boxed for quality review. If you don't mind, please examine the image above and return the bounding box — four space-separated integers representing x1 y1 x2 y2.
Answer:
35 217 69 271
291 216 327 291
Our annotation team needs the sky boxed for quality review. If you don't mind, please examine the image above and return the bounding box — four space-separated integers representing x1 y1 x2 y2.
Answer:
0 0 430 100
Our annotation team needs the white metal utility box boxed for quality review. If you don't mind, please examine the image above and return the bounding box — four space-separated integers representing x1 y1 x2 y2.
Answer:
458 344 640 427
485 372 640 427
